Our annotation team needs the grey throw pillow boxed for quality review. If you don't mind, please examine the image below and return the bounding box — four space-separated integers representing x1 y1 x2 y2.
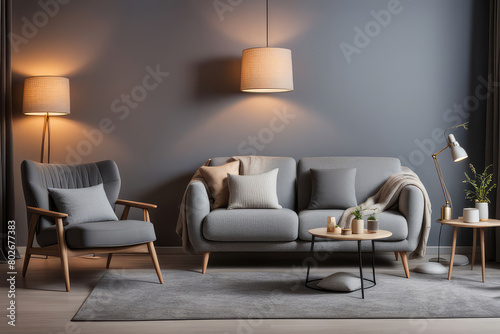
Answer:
308 168 357 209
317 272 361 292
227 168 282 209
48 183 118 224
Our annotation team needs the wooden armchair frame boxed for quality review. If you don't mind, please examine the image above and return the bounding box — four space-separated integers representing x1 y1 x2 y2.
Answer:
22 200 163 292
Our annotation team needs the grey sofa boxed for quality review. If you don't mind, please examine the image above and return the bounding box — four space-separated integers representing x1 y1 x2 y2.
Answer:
185 156 425 277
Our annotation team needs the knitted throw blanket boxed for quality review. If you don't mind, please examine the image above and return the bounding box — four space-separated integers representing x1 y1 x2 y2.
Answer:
338 167 432 259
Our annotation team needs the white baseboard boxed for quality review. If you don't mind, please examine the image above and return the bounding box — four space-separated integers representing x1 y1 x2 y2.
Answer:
424 246 473 256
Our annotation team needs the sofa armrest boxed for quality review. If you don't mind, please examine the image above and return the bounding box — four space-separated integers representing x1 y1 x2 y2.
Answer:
398 185 425 250
185 181 211 250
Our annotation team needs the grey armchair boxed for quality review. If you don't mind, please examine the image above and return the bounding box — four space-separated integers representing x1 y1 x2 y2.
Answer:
21 160 163 291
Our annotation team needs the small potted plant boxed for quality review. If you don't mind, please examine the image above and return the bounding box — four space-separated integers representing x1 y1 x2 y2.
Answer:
333 224 341 234
463 164 497 221
351 206 365 234
367 214 379 233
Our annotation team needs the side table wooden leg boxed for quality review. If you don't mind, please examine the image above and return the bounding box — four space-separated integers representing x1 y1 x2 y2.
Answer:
480 228 485 283
471 228 477 270
448 226 458 280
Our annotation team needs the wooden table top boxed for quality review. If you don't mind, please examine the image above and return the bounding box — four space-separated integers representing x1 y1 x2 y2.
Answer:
438 218 500 228
308 228 392 241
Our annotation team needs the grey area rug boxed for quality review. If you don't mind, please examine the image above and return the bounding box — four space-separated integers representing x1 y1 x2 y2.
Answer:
73 269 500 321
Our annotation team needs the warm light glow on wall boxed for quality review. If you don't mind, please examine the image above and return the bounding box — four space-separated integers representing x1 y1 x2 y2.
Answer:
240 47 294 93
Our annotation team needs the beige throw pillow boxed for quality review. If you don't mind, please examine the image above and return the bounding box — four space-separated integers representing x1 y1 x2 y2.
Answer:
200 160 240 209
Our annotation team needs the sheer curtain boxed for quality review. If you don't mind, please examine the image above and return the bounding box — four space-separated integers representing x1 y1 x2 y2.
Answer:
0 0 14 263
486 0 500 261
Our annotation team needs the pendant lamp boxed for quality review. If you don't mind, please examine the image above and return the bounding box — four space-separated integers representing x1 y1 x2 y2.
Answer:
240 0 294 93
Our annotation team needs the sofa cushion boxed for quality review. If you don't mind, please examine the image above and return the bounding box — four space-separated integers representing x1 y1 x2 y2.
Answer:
308 168 357 209
297 157 401 211
199 160 240 209
36 220 156 248
227 169 282 209
210 157 296 210
48 183 118 225
298 209 407 241
203 208 298 242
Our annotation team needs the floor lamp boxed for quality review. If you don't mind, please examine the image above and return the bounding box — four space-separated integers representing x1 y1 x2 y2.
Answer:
415 122 469 274
23 76 70 163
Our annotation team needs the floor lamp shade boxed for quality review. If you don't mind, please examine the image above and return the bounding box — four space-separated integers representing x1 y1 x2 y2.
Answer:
241 47 294 93
23 76 70 116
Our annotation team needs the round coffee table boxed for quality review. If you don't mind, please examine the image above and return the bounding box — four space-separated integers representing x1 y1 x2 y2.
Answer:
438 218 500 283
306 228 392 299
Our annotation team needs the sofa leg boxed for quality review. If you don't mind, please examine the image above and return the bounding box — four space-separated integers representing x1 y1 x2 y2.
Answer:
400 252 410 278
202 252 210 274
394 252 398 261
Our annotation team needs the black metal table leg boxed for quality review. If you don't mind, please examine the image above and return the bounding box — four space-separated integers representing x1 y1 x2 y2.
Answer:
371 240 376 284
358 240 364 299
306 236 315 283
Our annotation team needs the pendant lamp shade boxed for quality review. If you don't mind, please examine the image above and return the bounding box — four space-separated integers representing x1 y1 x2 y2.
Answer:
23 76 70 116
241 47 294 93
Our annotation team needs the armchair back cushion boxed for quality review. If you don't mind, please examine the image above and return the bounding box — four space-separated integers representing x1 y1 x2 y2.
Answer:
297 157 401 211
48 183 119 224
21 160 121 237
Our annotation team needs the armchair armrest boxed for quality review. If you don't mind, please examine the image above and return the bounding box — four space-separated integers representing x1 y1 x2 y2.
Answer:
27 206 68 218
116 199 157 210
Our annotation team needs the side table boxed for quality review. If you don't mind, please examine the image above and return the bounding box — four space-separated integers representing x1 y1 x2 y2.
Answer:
438 218 500 283
306 228 392 299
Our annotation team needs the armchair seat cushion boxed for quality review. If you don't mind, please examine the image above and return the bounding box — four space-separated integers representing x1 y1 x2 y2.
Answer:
203 208 298 242
37 220 156 248
298 209 408 241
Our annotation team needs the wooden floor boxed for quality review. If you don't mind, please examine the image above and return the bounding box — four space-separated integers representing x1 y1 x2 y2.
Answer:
1 250 500 334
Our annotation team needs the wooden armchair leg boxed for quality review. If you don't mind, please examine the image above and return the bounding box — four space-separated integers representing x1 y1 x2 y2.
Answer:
55 218 71 292
22 254 31 278
22 213 39 277
202 252 210 274
147 242 163 284
400 252 410 279
106 254 113 269
394 252 399 261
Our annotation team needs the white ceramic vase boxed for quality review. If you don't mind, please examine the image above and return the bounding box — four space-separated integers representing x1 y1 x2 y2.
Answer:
463 208 479 223
352 219 364 234
475 202 489 221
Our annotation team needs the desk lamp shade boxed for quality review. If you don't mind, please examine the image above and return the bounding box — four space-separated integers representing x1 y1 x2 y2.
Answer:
448 134 468 162
241 47 294 93
23 76 70 116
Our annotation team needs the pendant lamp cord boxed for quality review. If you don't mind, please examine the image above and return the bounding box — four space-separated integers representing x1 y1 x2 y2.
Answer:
266 0 269 47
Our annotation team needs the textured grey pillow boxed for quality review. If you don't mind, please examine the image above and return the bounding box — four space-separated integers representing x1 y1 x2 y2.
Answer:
317 272 361 292
308 168 357 209
227 168 282 209
48 183 118 224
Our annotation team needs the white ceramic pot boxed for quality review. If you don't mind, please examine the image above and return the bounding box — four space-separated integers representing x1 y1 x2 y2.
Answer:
352 219 364 234
463 208 479 223
475 202 489 221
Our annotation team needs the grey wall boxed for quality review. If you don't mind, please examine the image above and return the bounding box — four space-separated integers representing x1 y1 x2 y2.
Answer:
11 0 489 248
